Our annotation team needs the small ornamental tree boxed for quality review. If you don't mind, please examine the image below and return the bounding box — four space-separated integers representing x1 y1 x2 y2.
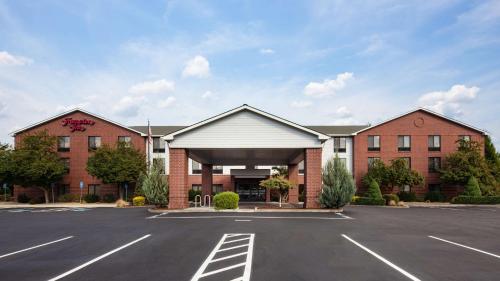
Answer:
259 176 293 207
365 179 383 200
8 131 66 203
386 158 424 193
139 161 168 207
362 159 388 187
319 155 356 209
463 176 481 197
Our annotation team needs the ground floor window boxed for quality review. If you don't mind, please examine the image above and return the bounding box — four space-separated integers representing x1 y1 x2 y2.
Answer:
212 184 223 195
153 158 165 174
57 184 69 196
88 184 101 195
192 184 202 191
428 183 441 192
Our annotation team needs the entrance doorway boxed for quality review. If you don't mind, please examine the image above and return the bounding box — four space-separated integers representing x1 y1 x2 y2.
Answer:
235 178 266 202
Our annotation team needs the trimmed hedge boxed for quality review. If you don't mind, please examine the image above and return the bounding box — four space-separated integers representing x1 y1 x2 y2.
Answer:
102 193 117 203
351 196 386 205
58 194 79 202
83 194 99 203
133 196 145 206
451 196 500 204
213 191 239 210
17 193 30 203
383 194 399 204
424 191 446 202
397 191 417 202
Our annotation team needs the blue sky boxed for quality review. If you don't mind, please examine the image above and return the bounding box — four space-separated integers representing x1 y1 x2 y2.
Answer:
0 0 499 145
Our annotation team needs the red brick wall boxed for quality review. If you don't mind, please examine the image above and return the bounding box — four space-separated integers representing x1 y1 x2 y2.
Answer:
169 148 189 208
353 110 485 198
201 164 213 197
288 164 299 203
13 111 145 201
304 148 322 208
187 175 234 192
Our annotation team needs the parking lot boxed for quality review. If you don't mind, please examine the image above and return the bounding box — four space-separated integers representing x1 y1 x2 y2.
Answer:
0 206 499 281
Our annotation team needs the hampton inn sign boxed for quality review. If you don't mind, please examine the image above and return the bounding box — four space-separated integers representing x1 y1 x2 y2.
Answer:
10 104 487 208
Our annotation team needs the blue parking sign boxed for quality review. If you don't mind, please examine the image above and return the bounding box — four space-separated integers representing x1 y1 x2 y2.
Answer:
80 181 84 189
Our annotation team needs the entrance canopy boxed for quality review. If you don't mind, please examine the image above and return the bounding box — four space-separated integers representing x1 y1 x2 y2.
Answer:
188 148 304 165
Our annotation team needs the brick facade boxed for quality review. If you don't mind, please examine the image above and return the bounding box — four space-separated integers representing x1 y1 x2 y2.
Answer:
353 110 485 198
288 164 299 204
304 148 322 208
168 148 189 209
201 164 213 198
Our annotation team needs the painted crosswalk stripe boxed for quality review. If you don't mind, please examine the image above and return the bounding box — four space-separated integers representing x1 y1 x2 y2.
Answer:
191 233 255 281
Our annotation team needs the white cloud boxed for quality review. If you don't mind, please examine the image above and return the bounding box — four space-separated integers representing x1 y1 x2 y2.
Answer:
259 48 275 54
290 100 313 108
129 79 175 95
113 96 145 117
0 51 33 66
418 84 479 116
202 91 214 99
182 55 210 78
158 96 176 108
336 106 352 118
304 72 354 97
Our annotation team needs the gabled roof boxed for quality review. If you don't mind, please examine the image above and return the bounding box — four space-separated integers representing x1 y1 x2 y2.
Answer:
306 125 370 136
353 107 487 135
10 108 147 136
129 126 187 136
163 104 331 141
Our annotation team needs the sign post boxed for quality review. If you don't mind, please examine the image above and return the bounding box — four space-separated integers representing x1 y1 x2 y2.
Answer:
79 181 84 204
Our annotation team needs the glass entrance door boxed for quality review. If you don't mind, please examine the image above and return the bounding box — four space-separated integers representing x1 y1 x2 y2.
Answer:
236 182 266 201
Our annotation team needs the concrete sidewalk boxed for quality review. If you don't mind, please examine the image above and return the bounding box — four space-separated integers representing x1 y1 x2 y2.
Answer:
148 207 343 213
0 202 117 208
405 202 500 208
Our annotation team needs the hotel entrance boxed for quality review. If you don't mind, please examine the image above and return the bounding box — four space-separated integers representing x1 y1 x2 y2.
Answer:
235 178 266 202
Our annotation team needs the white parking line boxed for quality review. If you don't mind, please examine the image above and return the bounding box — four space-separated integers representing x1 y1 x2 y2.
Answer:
47 234 151 281
145 212 168 219
335 212 353 219
235 219 252 222
429 235 500 259
151 215 350 220
342 234 421 281
0 236 74 259
191 233 255 281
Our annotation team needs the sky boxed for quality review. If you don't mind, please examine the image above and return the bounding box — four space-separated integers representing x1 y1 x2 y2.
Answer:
0 0 499 146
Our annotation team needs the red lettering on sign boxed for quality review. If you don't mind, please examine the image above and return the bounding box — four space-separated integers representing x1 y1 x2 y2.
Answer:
61 118 95 132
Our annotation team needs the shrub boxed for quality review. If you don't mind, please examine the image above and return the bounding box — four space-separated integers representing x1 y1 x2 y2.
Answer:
102 193 117 203
351 196 386 205
83 194 99 203
451 196 500 204
213 192 239 210
383 194 399 204
17 193 30 203
57 194 78 202
29 197 44 204
319 155 356 209
133 196 145 206
188 189 202 201
463 176 481 197
139 162 169 207
398 191 417 202
424 190 446 202
365 180 383 199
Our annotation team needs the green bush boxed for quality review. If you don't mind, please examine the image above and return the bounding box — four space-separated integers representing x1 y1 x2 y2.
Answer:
383 194 399 204
102 193 117 203
213 192 239 210
398 191 417 202
57 194 79 202
365 180 383 199
189 189 202 201
318 156 356 209
352 196 386 205
17 193 30 203
451 196 500 204
424 190 446 202
463 176 482 197
133 196 145 206
29 197 44 204
83 194 99 203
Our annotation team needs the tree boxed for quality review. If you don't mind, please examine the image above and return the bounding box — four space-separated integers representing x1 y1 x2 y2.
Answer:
87 142 146 198
365 179 383 200
362 159 388 187
8 131 66 203
0 143 12 184
385 158 424 193
139 161 168 207
463 176 482 197
259 176 294 207
319 155 356 209
484 136 500 184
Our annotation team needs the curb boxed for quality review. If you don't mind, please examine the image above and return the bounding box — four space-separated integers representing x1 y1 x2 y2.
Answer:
147 207 343 214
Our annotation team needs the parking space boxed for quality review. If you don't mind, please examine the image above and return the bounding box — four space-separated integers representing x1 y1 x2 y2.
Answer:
0 206 499 280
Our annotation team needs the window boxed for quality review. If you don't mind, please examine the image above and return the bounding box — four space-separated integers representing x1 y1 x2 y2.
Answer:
428 157 441 173
88 136 101 151
428 183 441 192
192 160 201 174
212 184 223 195
428 135 441 151
213 165 223 174
61 158 70 173
88 184 101 195
398 135 411 151
153 158 165 174
118 136 131 146
459 135 471 142
337 158 347 167
58 136 70 152
400 157 411 168
402 185 411 192
153 137 165 153
57 184 69 196
368 157 380 169
334 137 347 153
368 135 380 151
191 184 202 191
298 161 304 174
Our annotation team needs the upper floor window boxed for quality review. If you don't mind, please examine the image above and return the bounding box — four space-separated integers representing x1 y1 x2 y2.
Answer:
213 165 223 174
298 161 304 174
428 157 441 173
428 135 441 151
459 135 471 142
333 137 347 153
337 158 347 167
61 158 70 173
192 160 201 174
368 135 380 151
368 157 380 169
58 136 70 152
118 136 131 147
398 135 411 152
88 136 101 151
153 137 165 153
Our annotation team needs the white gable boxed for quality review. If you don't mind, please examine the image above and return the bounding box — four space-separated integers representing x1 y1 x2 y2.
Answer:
168 110 323 149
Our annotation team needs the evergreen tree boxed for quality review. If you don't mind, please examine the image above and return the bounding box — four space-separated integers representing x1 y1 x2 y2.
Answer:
319 155 356 208
365 179 383 200
463 176 481 197
139 161 169 207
